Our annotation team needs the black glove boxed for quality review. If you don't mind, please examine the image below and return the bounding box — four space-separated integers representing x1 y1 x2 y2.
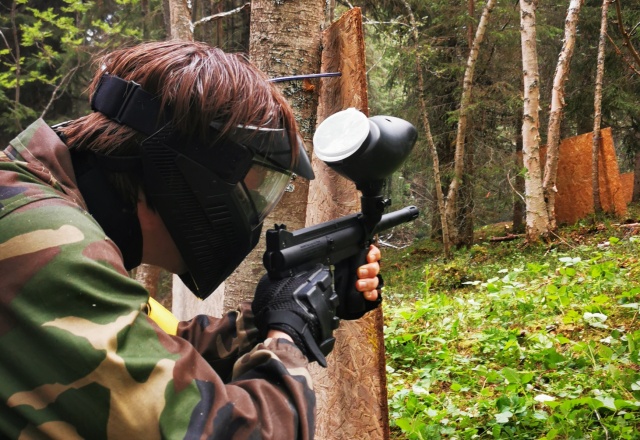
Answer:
252 264 340 367
334 248 383 320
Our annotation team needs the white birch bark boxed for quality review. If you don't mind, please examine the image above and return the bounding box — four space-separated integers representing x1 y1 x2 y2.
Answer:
444 0 496 246
542 0 583 231
592 0 610 213
520 0 551 241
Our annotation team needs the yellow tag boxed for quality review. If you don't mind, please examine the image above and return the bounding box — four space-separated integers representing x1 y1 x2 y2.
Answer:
147 297 179 335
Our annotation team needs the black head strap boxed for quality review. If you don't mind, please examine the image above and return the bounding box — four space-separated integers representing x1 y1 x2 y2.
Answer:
91 74 167 136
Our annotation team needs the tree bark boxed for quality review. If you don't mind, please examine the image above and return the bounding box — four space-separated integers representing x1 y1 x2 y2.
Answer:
401 0 451 258
225 0 323 309
633 150 640 202
520 0 551 241
168 0 193 40
306 10 390 439
592 0 610 214
444 0 496 246
512 116 525 233
134 265 161 299
542 0 583 231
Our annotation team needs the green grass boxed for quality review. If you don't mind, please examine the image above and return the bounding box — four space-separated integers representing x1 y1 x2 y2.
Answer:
383 215 640 439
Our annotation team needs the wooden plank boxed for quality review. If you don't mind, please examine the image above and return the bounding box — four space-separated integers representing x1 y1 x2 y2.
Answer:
307 8 390 440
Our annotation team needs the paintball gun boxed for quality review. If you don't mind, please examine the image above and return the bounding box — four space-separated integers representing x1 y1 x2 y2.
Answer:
262 108 420 319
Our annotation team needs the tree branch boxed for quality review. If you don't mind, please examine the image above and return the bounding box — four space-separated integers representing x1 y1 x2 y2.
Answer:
193 3 250 28
613 0 640 70
606 32 640 76
40 65 81 119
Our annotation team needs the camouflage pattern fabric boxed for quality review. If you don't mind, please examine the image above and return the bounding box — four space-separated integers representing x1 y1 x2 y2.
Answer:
0 119 316 439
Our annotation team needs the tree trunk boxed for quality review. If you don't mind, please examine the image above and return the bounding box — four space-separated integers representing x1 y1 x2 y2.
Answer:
141 0 150 39
167 0 192 40
520 0 551 241
542 0 583 231
135 265 161 299
459 135 475 246
512 121 525 233
444 0 496 247
224 0 323 309
592 0 610 214
633 149 640 202
306 10 390 439
401 0 451 258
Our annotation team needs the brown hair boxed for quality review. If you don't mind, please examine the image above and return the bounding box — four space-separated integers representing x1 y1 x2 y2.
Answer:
59 40 299 207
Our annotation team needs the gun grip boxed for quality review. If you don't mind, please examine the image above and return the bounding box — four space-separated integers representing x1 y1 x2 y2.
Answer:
334 248 382 320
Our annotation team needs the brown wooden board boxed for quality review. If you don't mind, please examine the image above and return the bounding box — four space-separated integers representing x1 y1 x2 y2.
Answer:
543 128 627 224
306 8 390 440
620 172 634 204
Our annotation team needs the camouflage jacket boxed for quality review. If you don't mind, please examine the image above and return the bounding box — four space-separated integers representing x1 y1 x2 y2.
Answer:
0 119 315 439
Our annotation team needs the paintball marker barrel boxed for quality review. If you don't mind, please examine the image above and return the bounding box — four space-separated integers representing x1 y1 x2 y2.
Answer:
263 205 419 278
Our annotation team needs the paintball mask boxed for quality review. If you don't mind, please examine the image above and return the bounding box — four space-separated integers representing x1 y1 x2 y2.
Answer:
90 74 314 299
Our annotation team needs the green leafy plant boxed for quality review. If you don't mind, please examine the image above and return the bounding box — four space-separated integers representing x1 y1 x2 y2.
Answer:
384 220 640 439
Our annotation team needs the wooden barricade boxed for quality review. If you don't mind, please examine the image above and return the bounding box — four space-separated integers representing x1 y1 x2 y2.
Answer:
307 8 390 440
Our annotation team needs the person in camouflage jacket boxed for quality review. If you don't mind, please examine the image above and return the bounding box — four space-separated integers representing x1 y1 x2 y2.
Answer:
0 41 382 439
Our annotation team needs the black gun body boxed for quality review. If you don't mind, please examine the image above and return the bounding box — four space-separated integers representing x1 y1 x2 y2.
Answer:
264 206 419 278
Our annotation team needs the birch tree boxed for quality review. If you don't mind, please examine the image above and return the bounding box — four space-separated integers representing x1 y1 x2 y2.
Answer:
542 0 583 231
592 0 611 213
444 0 496 246
401 0 451 258
520 0 551 241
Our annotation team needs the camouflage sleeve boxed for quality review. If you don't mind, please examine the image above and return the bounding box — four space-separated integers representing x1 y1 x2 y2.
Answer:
174 302 259 381
0 197 315 439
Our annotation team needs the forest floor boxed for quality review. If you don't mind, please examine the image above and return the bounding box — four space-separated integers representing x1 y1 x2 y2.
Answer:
383 205 640 439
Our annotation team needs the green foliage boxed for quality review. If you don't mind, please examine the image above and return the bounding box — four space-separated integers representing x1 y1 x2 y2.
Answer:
384 217 640 439
358 0 640 239
0 0 165 143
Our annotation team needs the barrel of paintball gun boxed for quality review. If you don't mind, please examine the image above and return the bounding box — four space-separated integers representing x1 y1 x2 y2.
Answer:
263 205 419 277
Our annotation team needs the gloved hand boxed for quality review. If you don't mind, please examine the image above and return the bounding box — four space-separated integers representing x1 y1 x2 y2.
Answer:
252 264 340 367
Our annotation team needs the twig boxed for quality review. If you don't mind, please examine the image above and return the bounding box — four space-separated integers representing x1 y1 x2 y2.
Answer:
594 409 610 440
363 20 411 28
378 238 411 250
606 33 640 76
506 170 526 202
377 239 400 249
193 3 250 27
612 0 640 70
0 30 17 63
549 229 577 250
40 65 80 119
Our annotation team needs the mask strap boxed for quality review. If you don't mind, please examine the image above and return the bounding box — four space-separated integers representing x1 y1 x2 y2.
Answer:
91 74 167 136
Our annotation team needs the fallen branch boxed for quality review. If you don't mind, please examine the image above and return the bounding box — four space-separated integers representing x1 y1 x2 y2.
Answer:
489 233 524 242
614 223 640 228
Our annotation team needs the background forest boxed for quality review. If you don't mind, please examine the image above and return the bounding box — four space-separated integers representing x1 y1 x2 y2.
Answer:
3 0 640 244
2 0 640 438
